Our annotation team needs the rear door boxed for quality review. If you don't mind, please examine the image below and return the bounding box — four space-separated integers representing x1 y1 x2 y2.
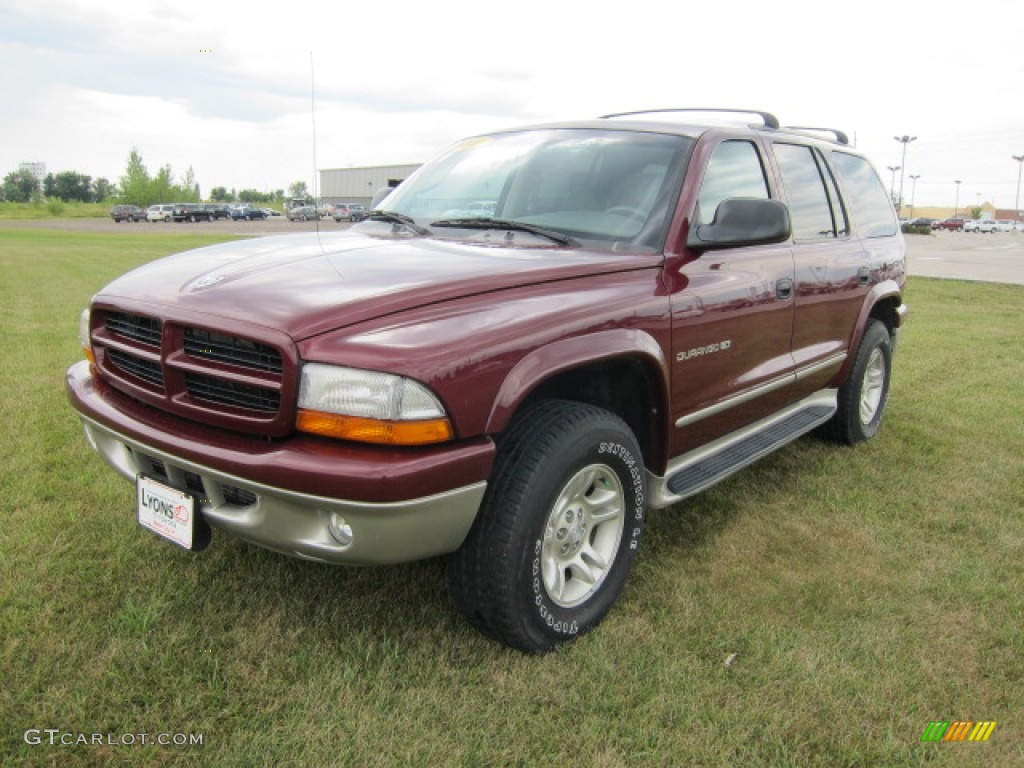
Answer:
669 137 796 454
770 142 868 398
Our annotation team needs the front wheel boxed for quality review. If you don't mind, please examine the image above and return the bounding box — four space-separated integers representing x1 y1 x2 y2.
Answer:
448 401 645 653
822 320 892 444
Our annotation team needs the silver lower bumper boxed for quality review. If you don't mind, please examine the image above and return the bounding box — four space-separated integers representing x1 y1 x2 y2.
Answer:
79 416 487 565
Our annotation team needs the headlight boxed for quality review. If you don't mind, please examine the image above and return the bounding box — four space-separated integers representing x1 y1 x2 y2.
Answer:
296 363 454 445
79 308 95 365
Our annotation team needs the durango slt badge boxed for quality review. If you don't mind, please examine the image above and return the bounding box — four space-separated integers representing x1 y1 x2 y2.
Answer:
677 340 732 362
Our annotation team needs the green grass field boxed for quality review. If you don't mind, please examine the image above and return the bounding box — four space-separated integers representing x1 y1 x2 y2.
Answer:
1 227 1021 766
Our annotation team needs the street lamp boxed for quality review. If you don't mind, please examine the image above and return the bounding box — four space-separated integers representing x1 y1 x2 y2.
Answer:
909 174 920 220
1013 155 1024 216
887 165 901 208
954 180 961 218
894 135 917 215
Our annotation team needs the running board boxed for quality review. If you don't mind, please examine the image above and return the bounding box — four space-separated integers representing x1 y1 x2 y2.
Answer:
646 389 837 510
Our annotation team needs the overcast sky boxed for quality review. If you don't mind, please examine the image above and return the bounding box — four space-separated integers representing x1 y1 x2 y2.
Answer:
2 0 1022 209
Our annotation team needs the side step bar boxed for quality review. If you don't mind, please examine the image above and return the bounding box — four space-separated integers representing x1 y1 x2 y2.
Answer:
646 389 837 510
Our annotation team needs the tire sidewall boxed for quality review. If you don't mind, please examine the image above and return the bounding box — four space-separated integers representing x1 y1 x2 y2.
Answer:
513 420 645 648
850 322 892 441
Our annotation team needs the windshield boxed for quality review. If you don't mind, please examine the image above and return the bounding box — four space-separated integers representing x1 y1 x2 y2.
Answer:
363 129 693 252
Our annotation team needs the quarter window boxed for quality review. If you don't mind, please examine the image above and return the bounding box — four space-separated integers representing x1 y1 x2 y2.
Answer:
831 152 898 238
774 143 841 240
696 141 770 224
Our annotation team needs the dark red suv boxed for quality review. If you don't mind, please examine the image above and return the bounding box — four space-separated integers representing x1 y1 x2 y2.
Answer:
69 109 907 652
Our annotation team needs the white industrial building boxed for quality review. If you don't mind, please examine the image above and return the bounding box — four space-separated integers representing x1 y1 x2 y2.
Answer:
319 164 421 207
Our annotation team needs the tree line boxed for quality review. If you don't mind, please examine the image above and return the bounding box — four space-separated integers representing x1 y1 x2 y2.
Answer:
2 148 308 207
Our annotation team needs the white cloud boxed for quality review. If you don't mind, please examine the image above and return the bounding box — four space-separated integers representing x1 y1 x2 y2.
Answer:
1 0 1022 206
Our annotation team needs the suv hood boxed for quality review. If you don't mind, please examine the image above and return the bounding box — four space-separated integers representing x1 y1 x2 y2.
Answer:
96 231 660 340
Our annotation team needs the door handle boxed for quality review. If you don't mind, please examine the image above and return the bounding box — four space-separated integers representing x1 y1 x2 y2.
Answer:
776 278 793 300
858 266 871 285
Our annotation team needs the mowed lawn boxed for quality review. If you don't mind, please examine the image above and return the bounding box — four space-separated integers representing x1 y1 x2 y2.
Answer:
1 226 1021 767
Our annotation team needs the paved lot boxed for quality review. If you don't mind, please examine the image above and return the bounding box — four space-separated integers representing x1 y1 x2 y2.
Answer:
905 230 1024 285
3 218 1022 286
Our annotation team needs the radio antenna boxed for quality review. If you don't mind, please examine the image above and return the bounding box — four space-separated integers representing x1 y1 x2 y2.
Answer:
310 51 323 250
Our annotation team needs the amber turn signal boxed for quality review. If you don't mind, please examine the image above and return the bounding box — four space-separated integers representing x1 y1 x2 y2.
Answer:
296 409 454 446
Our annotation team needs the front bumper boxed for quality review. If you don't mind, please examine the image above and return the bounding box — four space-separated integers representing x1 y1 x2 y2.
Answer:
67 361 491 565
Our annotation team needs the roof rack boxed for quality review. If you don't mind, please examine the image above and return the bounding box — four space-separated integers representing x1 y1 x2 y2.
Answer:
599 108 780 130
783 126 850 145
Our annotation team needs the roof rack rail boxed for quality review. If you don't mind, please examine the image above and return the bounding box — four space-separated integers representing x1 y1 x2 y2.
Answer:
784 126 850 145
599 108 780 130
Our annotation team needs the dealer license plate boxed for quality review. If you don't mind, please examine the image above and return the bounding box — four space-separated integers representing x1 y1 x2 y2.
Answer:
137 475 195 550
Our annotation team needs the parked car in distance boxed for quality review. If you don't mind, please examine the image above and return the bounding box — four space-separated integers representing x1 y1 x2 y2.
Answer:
332 203 367 222
995 220 1020 232
965 218 998 233
908 218 933 228
110 205 146 223
229 205 267 221
171 203 215 223
146 204 175 223
288 205 319 221
261 208 283 217
202 204 231 220
933 218 966 231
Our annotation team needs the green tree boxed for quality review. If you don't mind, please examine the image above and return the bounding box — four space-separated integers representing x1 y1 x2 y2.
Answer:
2 169 40 202
119 148 150 205
289 181 309 200
51 171 94 202
93 178 115 202
210 186 232 202
43 173 56 198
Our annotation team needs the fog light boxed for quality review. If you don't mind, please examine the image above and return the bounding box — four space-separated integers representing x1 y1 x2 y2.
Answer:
328 514 354 547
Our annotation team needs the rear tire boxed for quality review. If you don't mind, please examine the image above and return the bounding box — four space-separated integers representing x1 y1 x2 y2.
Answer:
448 401 645 653
822 320 892 445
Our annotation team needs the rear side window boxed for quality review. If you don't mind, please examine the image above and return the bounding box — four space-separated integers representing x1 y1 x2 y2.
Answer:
773 143 838 240
831 152 898 238
696 141 770 224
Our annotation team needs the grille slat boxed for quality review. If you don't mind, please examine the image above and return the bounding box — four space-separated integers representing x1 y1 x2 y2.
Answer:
106 312 162 347
185 328 282 373
108 349 165 388
185 373 280 413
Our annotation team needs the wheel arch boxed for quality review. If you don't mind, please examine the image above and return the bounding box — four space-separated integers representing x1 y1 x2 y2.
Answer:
485 329 671 473
834 280 905 385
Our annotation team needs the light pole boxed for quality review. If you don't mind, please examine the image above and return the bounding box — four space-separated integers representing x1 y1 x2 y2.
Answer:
888 165 901 209
894 135 917 216
909 174 920 220
1013 155 1024 216
954 180 961 218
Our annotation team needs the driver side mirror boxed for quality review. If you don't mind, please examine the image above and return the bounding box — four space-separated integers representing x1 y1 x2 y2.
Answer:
686 198 791 251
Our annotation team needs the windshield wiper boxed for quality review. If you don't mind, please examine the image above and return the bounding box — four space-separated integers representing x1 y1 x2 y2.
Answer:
364 210 431 236
430 218 578 247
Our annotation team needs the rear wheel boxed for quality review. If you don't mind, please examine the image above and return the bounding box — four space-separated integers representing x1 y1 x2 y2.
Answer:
449 401 645 653
822 320 892 444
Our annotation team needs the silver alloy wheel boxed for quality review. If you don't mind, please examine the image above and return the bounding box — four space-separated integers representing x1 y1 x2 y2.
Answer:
859 347 885 425
541 463 625 608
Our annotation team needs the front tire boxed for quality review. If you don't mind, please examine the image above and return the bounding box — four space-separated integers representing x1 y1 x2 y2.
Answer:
448 401 645 653
823 320 892 444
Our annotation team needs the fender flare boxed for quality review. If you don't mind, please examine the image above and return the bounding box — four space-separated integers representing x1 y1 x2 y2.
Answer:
484 328 671 441
836 279 905 383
